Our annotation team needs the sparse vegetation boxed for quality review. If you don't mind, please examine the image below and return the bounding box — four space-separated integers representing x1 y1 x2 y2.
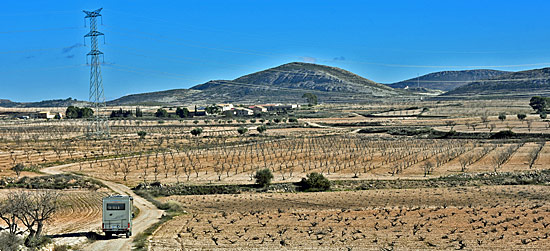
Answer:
254 169 273 187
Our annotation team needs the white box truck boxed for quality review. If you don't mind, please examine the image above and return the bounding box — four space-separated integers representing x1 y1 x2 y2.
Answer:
102 195 133 238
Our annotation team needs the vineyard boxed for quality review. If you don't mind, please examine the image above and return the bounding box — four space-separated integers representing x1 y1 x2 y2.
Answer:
150 185 550 250
0 100 549 250
0 117 549 186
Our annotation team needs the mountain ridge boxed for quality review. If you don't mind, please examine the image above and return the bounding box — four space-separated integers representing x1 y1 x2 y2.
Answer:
388 69 510 92
441 67 550 98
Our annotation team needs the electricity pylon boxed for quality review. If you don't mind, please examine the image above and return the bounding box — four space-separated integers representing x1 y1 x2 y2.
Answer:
83 8 109 137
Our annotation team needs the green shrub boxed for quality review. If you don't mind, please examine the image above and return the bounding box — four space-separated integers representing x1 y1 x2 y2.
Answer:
12 163 24 178
190 128 203 137
0 232 22 251
299 172 331 192
160 200 184 212
498 112 507 122
257 125 267 134
237 127 248 135
490 130 516 139
254 169 273 187
137 131 147 139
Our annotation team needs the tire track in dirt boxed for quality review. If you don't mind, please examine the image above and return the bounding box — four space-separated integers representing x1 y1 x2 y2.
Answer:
43 163 164 250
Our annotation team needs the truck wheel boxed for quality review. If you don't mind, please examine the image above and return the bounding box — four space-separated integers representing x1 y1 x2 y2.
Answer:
106 232 112 238
126 232 130 238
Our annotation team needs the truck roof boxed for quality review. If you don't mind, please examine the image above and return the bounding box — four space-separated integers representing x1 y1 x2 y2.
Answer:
103 195 133 200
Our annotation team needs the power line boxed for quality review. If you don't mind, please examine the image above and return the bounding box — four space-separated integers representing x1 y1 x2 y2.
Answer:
0 46 78 54
104 63 191 79
104 27 277 58
344 60 550 69
103 26 550 69
104 43 258 69
399 78 550 83
0 26 81 34
0 64 86 73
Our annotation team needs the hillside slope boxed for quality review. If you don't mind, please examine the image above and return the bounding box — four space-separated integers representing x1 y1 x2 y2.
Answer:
110 62 405 105
441 67 550 98
389 69 509 92
0 98 88 108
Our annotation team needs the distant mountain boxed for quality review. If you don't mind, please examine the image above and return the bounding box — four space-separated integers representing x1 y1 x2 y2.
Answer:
0 99 17 107
109 62 405 105
388 69 509 92
441 67 550 98
0 98 88 108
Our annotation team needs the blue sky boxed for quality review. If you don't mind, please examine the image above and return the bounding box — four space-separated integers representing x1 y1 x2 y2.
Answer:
1 0 549 102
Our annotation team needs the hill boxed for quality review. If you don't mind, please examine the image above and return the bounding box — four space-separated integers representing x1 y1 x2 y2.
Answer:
109 62 405 105
388 69 509 92
440 67 550 98
0 98 88 108
0 99 17 107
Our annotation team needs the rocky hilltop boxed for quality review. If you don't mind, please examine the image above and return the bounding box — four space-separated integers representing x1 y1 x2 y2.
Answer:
109 62 405 105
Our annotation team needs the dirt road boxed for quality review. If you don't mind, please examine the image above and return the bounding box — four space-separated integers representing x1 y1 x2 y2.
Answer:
43 164 164 251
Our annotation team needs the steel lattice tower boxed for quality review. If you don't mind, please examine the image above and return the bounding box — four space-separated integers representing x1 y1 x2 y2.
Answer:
83 8 109 137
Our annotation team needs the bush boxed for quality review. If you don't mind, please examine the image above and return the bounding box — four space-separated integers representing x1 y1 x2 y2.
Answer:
498 112 507 122
237 127 248 135
137 131 147 139
299 172 331 192
257 125 267 134
159 200 184 212
490 130 516 139
190 128 203 137
154 108 168 118
12 163 24 178
0 232 22 251
254 169 273 187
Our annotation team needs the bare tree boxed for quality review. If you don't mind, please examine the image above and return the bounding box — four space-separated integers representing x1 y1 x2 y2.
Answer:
12 163 24 178
527 120 533 132
481 114 490 128
458 156 469 172
422 161 434 177
10 190 60 246
0 194 22 235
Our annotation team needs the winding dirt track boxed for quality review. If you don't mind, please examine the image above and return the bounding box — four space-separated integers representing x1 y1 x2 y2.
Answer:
43 164 164 251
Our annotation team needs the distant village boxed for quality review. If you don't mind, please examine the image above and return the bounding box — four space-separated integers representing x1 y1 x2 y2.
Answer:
0 103 302 120
176 104 300 118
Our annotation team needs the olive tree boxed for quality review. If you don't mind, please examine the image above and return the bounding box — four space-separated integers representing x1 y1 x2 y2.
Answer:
254 168 273 187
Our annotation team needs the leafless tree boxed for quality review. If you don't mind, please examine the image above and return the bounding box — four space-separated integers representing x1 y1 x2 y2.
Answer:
481 114 490 128
0 194 22 236
458 156 469 172
422 161 433 177
10 190 60 246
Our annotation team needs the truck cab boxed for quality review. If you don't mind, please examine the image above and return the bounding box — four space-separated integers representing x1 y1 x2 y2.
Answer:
102 195 133 238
